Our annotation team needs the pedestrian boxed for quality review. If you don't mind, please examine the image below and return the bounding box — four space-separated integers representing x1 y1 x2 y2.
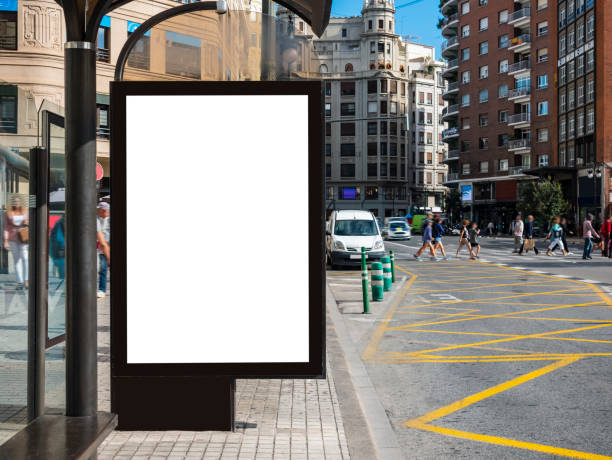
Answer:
96 202 110 298
582 214 599 260
414 219 436 261
559 217 573 255
420 211 434 234
432 216 448 259
3 201 29 289
468 221 480 259
518 215 539 255
456 219 472 258
511 214 524 253
601 215 612 258
487 221 494 236
546 217 568 256
49 217 65 279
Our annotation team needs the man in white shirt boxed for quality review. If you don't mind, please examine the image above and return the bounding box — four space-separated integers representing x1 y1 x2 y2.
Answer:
512 214 524 253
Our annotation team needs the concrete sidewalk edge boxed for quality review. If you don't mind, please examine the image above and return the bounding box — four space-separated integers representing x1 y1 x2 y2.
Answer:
326 282 406 460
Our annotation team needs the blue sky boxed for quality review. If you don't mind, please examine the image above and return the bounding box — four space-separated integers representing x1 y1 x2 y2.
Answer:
330 0 444 58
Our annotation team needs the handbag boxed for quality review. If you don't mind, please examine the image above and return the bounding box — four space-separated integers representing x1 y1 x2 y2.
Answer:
523 238 535 250
17 226 29 244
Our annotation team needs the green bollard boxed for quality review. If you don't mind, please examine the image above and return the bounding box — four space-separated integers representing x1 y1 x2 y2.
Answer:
390 250 396 283
361 247 371 314
371 262 384 301
381 256 392 291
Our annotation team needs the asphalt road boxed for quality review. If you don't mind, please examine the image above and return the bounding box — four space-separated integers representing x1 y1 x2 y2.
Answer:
341 237 612 459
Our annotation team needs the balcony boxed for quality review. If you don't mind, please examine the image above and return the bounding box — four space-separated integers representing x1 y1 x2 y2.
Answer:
96 47 110 63
442 104 459 120
508 7 531 27
508 87 531 103
508 166 526 176
442 59 459 78
508 34 531 53
442 13 459 36
442 149 460 163
441 0 458 14
442 81 459 98
508 60 530 77
507 138 531 152
444 172 459 183
508 112 531 128
442 36 459 59
442 126 459 140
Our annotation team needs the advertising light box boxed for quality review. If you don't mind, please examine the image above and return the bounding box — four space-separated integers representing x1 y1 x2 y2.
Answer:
110 81 325 378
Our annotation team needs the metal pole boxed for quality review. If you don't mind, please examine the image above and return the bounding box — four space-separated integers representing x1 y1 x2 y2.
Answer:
360 247 370 314
261 0 276 81
65 41 98 417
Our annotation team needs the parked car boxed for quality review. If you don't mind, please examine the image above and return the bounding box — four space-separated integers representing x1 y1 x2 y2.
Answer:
326 210 385 269
385 219 411 240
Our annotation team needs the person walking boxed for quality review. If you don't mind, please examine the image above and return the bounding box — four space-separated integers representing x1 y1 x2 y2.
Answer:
518 215 539 255
432 216 448 260
511 215 524 253
96 202 111 298
468 221 481 259
582 214 599 260
456 219 472 258
414 220 436 261
3 202 29 289
599 216 611 257
546 217 568 256
559 217 574 255
487 221 494 237
49 217 66 279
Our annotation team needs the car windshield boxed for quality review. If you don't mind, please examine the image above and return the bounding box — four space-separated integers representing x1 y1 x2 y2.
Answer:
391 223 408 230
335 219 378 236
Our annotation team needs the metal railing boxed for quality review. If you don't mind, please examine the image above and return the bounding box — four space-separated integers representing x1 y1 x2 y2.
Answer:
445 58 459 70
508 87 531 99
442 36 459 50
442 127 459 139
446 172 459 181
508 112 531 124
443 81 459 94
97 127 110 139
508 138 531 150
508 7 531 23
97 48 110 62
443 104 459 116
442 13 459 27
508 60 530 74
446 149 459 159
509 166 525 175
509 34 531 48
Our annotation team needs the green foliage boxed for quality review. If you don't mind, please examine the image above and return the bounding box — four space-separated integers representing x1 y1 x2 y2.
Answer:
517 180 568 229
437 17 445 29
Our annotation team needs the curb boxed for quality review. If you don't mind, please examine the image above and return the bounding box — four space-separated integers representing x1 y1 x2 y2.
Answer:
326 280 407 460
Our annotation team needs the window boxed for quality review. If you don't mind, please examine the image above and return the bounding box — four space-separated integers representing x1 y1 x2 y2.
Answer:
568 87 575 109
462 70 470 83
498 84 508 98
368 80 377 94
427 133 433 145
96 16 111 62
499 10 508 23
537 101 548 115
367 164 377 178
341 103 355 116
341 123 355 136
559 145 566 166
378 41 384 52
340 164 355 178
479 113 488 127
462 163 471 175
461 48 470 61
537 128 549 142
537 0 547 10
499 59 508 73
577 22 584 45
0 90 17 134
426 113 432 124
370 41 375 54
426 93 433 104
499 159 509 171
568 30 575 50
560 93 566 112
390 122 397 135
341 82 355 96
586 107 594 132
479 41 488 55
480 161 489 173
378 19 384 29
537 21 548 36
461 94 470 107
586 14 594 40
461 117 470 129
559 7 566 28
326 163 331 177
368 20 372 30
165 31 201 78
479 17 488 31
381 80 388 93
380 101 387 114
479 65 488 79
391 143 398 155
325 82 331 96
587 79 594 102
537 74 548 89
559 35 566 56
498 110 508 123
560 118 566 140
479 137 489 150
461 1 470 15
538 155 549 167
326 122 331 136
568 60 575 80
380 142 388 154
390 80 397 94
426 172 432 184
586 49 594 71
537 48 548 63
342 28 347 37
325 144 331 156
479 89 488 103
368 142 377 155
0 10 17 50
390 102 397 114
418 132 424 144
462 24 470 37
387 43 391 54
381 121 388 134
418 111 425 124
461 141 471 152
498 133 508 147
325 103 331 116
389 20 393 30
368 101 377 113
340 143 356 156
498 34 508 48
559 65 566 85
577 111 584 135
368 122 377 135
418 91 424 103
576 55 584 76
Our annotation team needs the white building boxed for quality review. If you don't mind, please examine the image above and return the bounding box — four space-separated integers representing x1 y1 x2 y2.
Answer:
278 0 448 216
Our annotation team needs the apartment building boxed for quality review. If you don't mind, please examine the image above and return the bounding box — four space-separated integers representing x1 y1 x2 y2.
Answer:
279 0 448 217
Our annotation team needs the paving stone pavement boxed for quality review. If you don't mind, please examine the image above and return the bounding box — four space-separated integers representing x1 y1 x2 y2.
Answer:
97 294 351 460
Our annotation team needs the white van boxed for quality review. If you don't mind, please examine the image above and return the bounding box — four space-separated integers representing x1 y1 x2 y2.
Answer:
326 210 385 268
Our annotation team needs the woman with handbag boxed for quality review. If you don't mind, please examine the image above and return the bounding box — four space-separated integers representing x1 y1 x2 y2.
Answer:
3 203 29 289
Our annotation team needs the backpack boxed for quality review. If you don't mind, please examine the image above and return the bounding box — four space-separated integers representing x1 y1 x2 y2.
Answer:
551 226 563 239
50 218 65 259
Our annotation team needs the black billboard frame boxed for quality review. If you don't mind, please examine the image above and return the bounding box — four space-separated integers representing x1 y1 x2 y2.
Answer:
110 80 325 383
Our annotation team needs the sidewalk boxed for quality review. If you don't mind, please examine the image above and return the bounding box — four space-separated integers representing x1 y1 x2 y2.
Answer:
96 293 352 460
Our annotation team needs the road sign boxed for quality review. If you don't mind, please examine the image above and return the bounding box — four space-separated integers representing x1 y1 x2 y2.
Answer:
96 162 103 181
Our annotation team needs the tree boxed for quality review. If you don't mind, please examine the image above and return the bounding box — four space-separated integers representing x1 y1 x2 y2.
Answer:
444 188 461 224
517 180 568 230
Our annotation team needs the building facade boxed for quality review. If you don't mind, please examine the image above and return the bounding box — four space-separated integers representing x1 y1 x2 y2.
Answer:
279 0 448 217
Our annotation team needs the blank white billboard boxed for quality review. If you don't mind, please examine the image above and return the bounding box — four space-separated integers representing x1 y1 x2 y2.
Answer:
124 94 310 364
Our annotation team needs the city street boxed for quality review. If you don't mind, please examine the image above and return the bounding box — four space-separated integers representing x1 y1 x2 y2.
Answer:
329 237 612 459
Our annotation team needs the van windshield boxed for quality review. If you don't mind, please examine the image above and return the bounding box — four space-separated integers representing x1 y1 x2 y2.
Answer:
391 223 408 230
335 220 378 236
